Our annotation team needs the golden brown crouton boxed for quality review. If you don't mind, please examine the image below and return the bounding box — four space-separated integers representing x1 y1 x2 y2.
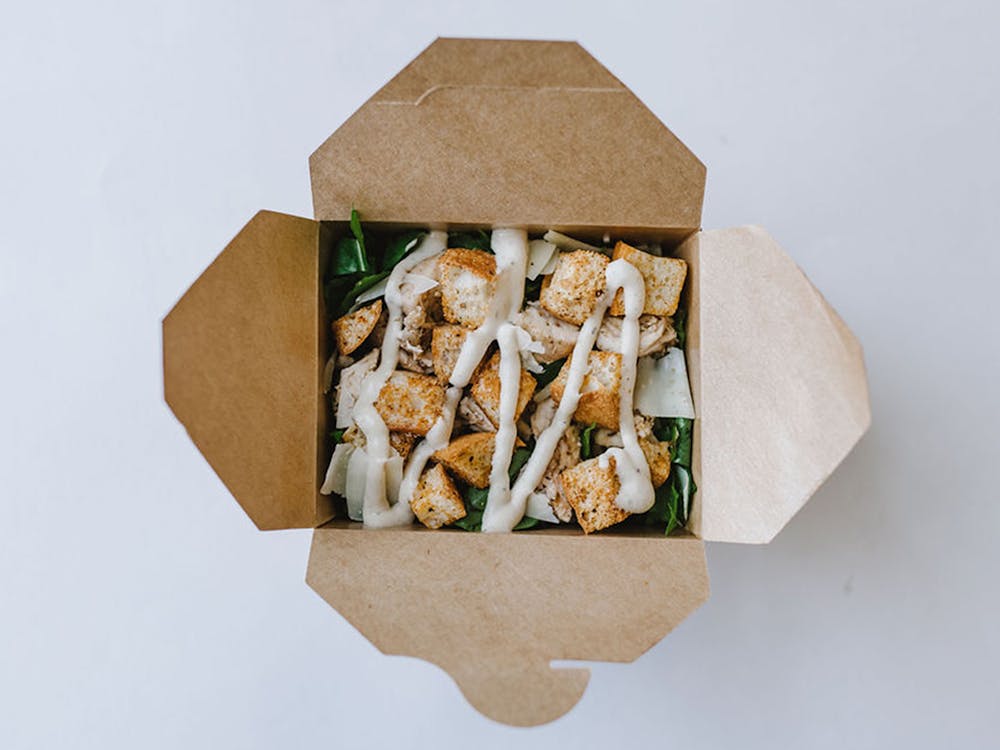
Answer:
332 299 383 356
470 351 537 428
560 456 630 533
609 241 688 317
550 350 623 430
538 250 609 325
389 432 418 461
640 436 672 488
375 371 446 435
433 431 525 488
431 324 470 384
438 248 497 328
410 463 466 529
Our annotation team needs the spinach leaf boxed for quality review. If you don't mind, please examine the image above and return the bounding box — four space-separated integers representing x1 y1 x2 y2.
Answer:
513 516 540 531
673 305 688 349
580 422 598 460
646 416 697 535
448 229 492 252
452 510 483 532
523 275 543 302
333 271 391 317
349 208 366 257
458 448 533 527
382 229 426 270
532 358 566 390
329 428 346 444
330 236 370 276
671 417 693 468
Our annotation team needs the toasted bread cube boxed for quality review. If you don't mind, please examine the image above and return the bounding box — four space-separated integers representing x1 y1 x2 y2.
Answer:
610 242 688 317
539 250 609 325
375 371 446 435
332 299 383 356
438 248 497 328
389 431 418 461
431 324 471 384
433 431 524 488
640 436 672 488
550 351 622 430
470 351 537 428
410 463 466 529
560 456 630 533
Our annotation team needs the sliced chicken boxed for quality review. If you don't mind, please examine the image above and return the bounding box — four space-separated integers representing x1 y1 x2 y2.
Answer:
334 348 378 429
456 394 495 433
596 314 677 358
515 301 580 362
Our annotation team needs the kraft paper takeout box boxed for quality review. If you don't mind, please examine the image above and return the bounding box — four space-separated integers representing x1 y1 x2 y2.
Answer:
162 38 871 726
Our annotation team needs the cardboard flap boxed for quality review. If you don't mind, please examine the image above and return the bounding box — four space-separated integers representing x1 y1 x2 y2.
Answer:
309 38 705 237
681 226 871 543
306 525 709 726
163 210 333 530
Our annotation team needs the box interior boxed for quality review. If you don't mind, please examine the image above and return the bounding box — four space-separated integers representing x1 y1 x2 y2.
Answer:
316 219 702 540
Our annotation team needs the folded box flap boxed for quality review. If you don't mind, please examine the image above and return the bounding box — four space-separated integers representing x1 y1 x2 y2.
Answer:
163 210 333 530
682 226 871 544
306 525 709 726
310 37 705 236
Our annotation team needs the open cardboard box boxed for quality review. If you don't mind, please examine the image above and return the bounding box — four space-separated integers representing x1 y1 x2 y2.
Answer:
162 38 871 726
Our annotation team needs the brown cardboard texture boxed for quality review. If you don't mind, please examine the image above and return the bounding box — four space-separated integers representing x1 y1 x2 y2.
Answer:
163 38 871 726
307 525 708 727
678 227 871 543
309 38 705 238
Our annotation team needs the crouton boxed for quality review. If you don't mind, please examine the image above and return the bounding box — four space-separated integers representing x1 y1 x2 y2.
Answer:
549 350 622 430
431 324 471 384
610 241 688 317
438 248 497 328
433 431 525 488
560 455 630 533
410 463 466 529
640 436 672 488
538 250 609 325
332 299 383 356
389 432 417 461
375 371 446 435
470 351 536 428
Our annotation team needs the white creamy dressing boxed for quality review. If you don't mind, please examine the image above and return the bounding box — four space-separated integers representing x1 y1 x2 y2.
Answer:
348 230 448 527
481 258 654 531
345 227 655 530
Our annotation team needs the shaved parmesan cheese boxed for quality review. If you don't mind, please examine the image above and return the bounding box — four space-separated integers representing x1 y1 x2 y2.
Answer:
353 271 438 308
526 239 558 280
634 348 695 419
539 250 560 276
526 492 559 523
543 230 609 256
344 446 369 521
320 442 355 495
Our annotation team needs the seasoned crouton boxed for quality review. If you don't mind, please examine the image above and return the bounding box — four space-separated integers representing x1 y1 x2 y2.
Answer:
560 455 630 533
438 248 497 328
610 241 688 317
550 350 622 430
432 431 525 488
375 371 446 435
431 324 471 384
332 300 383 356
538 250 609 325
389 431 417 461
410 463 466 529
470 351 536 428
640 436 672 488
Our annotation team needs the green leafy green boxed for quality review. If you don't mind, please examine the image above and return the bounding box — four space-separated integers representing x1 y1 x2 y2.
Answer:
349 208 366 256
457 448 533 529
580 422 598 460
513 516 540 531
673 305 688 349
329 236 370 276
382 229 426 270
523 275 543 302
646 416 696 535
532 358 566 390
329 428 346 444
448 229 492 252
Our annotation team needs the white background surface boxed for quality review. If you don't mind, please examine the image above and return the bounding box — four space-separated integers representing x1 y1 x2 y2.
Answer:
2 1 998 747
